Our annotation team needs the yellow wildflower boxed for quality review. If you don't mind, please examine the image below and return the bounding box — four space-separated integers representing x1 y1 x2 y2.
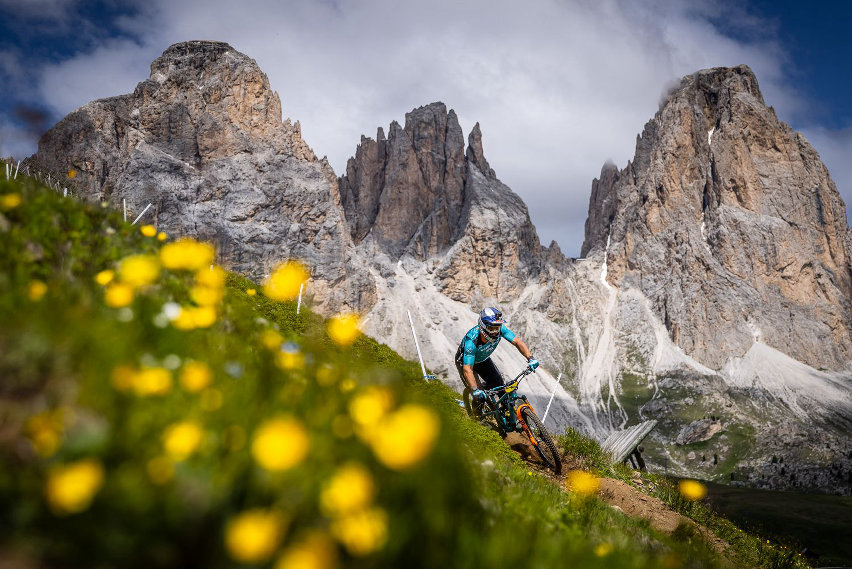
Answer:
195 265 226 289
678 479 707 501
140 224 157 237
163 421 204 460
119 254 160 287
110 365 136 391
330 507 387 556
159 238 215 271
190 285 223 306
32 428 61 457
105 283 134 307
45 459 105 515
275 531 338 569
251 417 309 471
225 509 286 564
327 314 360 347
157 231 168 242
369 405 440 470
200 388 223 411
566 470 599 496
28 280 47 301
246 288 256 296
173 306 217 329
67 169 76 179
275 344 305 370
147 456 175 485
349 386 394 429
0 193 22 209
339 377 356 392
94 269 115 286
132 367 172 396
26 411 64 457
263 261 308 301
594 543 613 557
260 329 283 350
180 360 212 392
321 463 375 517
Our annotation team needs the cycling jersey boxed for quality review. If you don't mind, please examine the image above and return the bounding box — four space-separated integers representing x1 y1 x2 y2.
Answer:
458 324 515 366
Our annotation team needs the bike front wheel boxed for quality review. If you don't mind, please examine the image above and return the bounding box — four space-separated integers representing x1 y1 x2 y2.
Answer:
520 407 562 474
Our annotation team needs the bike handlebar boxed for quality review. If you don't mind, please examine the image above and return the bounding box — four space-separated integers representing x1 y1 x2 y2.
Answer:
483 366 536 395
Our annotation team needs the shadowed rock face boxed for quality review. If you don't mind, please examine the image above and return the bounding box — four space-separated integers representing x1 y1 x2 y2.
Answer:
34 40 373 313
582 65 852 370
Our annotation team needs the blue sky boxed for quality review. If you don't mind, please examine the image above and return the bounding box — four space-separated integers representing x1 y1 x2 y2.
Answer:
1 0 850 254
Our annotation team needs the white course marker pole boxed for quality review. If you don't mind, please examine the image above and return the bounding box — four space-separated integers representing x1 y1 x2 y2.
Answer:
14 161 20 179
541 372 562 424
123 199 127 222
296 283 303 314
407 310 429 380
131 203 153 225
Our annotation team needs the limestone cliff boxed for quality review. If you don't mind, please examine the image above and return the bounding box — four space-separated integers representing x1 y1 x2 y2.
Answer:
582 65 852 371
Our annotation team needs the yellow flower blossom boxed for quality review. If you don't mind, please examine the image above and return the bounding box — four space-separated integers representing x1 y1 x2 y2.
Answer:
195 265 226 289
157 231 168 241
369 405 440 470
180 360 212 392
190 285 223 306
316 365 336 386
225 509 286 564
159 238 215 271
163 421 204 460
94 269 115 286
339 377 356 392
140 224 157 237
251 417 309 471
28 280 47 301
147 456 175 485
260 329 283 350
275 345 305 370
32 428 61 457
594 543 613 557
132 367 172 396
275 531 338 569
349 387 394 429
105 283 134 307
200 388 223 411
67 169 76 179
327 314 360 347
119 254 160 287
678 479 707 501
45 459 105 515
0 193 22 209
26 410 65 457
246 288 256 296
110 364 136 391
330 507 387 556
566 470 599 496
320 463 375 517
263 261 308 301
172 306 217 329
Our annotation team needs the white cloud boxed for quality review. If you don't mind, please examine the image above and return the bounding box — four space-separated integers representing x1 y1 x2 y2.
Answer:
22 0 830 254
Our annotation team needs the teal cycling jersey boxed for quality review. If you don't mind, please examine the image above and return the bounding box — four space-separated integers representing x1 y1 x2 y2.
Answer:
460 325 516 365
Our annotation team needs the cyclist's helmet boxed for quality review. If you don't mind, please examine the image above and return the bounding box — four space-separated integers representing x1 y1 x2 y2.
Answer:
478 307 505 341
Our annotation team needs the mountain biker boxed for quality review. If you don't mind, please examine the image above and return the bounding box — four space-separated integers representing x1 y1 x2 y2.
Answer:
455 307 539 406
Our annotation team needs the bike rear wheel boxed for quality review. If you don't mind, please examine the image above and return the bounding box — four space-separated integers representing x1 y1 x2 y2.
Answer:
520 407 562 474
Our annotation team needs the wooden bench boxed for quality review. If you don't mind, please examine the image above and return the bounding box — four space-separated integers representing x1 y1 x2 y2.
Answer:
601 420 658 471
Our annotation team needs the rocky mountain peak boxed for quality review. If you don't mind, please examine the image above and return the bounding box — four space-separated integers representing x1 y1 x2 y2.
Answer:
466 122 496 179
581 64 852 370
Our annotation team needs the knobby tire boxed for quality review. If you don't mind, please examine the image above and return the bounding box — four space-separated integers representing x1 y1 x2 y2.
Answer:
521 407 562 474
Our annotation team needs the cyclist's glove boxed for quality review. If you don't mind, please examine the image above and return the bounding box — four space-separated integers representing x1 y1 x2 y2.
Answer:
472 389 486 402
527 358 540 371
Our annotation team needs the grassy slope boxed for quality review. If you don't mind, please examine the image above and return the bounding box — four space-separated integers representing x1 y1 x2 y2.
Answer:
0 176 809 569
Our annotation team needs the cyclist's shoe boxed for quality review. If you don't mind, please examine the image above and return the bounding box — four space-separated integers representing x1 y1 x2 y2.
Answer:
527 358 540 371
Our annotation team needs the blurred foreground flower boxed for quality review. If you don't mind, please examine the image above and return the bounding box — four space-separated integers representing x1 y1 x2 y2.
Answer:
133 367 172 396
163 421 204 460
260 329 283 350
263 261 308 301
28 280 47 301
157 231 168 241
566 470 599 496
246 288 256 296
104 283 134 307
0 193 22 209
94 269 115 286
276 531 338 569
172 305 217 329
119 254 160 287
180 360 212 392
26 410 66 457
226 509 286 564
251 417 309 471
369 405 439 470
678 479 707 501
327 314 360 347
140 224 157 237
349 387 394 430
45 459 104 515
330 507 388 556
321 463 375 517
159 238 215 271
276 343 305 370
595 543 613 557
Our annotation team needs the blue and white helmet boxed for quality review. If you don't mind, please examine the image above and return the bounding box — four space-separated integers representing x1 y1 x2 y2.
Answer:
478 307 505 340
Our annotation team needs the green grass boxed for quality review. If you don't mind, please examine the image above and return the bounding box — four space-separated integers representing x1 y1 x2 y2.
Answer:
0 176 813 569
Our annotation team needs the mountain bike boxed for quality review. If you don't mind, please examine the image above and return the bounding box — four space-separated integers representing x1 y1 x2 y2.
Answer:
463 367 562 474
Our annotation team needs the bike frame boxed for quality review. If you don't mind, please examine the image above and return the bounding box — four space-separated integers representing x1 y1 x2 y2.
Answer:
479 367 540 446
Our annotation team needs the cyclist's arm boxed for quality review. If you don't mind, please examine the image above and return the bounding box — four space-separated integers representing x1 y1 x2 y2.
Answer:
511 337 533 360
462 365 478 391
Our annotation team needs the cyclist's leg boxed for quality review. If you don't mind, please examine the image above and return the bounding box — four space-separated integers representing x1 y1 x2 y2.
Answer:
473 358 503 390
